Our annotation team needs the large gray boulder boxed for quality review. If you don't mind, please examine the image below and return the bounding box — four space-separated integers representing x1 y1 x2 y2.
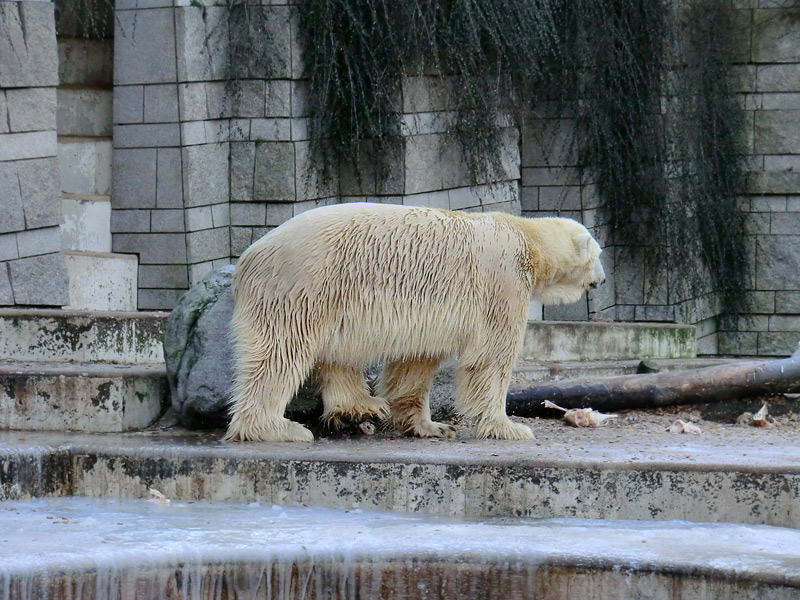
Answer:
164 265 456 430
164 265 237 427
164 266 324 428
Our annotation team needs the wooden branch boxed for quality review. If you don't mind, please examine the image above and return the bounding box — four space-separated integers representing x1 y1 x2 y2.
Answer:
506 355 800 417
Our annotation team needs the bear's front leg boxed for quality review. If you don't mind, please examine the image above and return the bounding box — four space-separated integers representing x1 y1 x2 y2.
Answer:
377 357 456 438
455 359 534 441
318 362 390 428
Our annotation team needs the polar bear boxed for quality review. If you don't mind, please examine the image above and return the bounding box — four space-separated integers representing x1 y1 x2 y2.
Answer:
227 203 604 442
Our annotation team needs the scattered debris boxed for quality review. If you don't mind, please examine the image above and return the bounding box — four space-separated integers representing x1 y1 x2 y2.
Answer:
359 421 376 436
148 488 170 504
735 412 755 426
636 359 661 374
543 400 618 427
753 403 771 428
667 419 702 435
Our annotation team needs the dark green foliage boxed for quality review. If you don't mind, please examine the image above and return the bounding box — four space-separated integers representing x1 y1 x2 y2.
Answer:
297 0 749 316
55 0 114 39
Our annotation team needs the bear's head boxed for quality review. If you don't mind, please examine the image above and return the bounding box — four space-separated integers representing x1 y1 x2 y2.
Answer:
530 218 605 306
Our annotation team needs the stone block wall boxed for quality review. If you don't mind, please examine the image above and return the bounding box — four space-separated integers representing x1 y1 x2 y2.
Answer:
0 0 68 307
717 4 800 356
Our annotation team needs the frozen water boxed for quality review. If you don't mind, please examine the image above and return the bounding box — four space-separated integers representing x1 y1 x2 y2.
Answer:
2 496 800 600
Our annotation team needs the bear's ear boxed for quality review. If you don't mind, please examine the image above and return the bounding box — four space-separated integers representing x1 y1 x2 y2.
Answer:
577 232 596 262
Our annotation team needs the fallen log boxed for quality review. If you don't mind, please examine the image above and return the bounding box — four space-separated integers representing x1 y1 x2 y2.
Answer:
506 355 800 417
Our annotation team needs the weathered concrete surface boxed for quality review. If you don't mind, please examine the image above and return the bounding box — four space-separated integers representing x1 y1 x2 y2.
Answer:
2 428 800 527
0 362 166 432
0 309 166 363
2 497 800 600
521 320 697 361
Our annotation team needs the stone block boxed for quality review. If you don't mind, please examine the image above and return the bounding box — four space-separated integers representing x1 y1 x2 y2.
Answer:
769 315 800 331
758 64 800 92
114 8 177 85
771 212 800 234
295 141 335 200
755 110 800 153
113 148 157 209
230 119 250 141
58 138 113 197
0 264 12 305
6 87 56 133
229 80 266 119
751 195 787 211
110 209 151 233
0 92 7 134
16 226 61 258
266 202 293 226
186 206 214 231
182 143 230 208
113 232 187 264
765 156 800 172
17 157 61 229
113 124 181 148
57 88 113 136
291 80 309 118
253 142 295 201
0 233 17 262
156 148 183 209
756 235 800 289
404 134 442 195
212 203 229 227
175 6 228 83
229 5 291 80
776 291 800 313
522 167 580 187
753 9 800 64
230 142 255 201
144 84 180 123
231 203 265 226
186 227 229 263
61 197 112 252
291 118 309 142
151 209 185 233
0 162 26 234
250 119 292 141
0 2 58 88
138 288 187 310
522 119 577 167
747 170 800 194
544 297 589 321
266 80 291 117
0 131 57 162
762 92 800 110
138 264 188 289
8 253 69 306
59 39 113 87
178 83 211 121
613 248 645 305
538 186 582 211
230 226 253 256
406 190 450 211
758 331 799 356
718 331 759 355
64 252 138 312
402 76 456 113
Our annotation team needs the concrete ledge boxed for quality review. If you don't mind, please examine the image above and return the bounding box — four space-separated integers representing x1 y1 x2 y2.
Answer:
522 320 697 361
1 497 799 600
0 309 167 363
0 362 166 432
2 430 800 527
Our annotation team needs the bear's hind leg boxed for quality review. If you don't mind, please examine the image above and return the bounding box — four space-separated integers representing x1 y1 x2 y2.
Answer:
377 357 456 438
455 358 533 441
226 309 315 443
318 363 390 428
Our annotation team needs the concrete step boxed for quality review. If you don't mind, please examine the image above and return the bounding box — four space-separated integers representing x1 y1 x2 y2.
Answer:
2 496 799 600
0 309 166 364
510 357 741 384
61 193 112 253
63 251 138 311
0 362 166 432
57 135 111 196
521 320 696 361
2 427 799 527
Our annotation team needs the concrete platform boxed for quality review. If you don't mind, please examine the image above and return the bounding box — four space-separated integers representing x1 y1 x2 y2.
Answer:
0 362 167 432
2 496 799 600
2 428 799 527
0 309 167 364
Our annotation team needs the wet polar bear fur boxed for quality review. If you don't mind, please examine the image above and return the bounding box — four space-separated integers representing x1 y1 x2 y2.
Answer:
227 202 605 442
